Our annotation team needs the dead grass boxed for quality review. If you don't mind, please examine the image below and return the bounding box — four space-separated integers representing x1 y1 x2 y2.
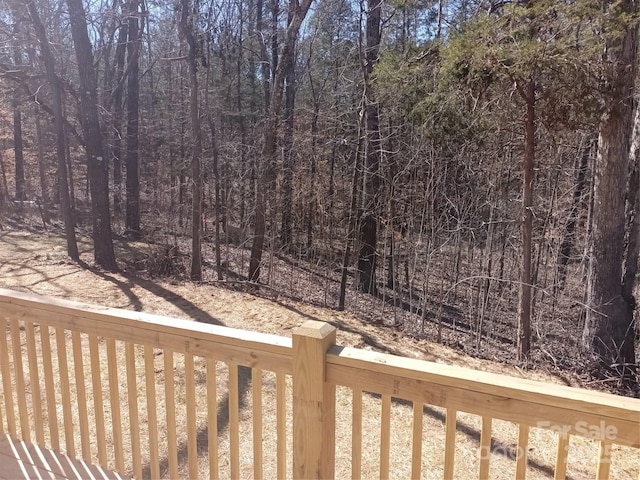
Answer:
0 226 638 479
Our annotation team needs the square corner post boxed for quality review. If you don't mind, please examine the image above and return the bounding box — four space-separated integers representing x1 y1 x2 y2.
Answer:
292 320 337 480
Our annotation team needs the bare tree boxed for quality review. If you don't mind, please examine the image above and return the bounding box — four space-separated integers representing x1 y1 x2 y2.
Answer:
248 0 314 282
125 0 142 238
179 0 203 281
27 0 78 259
356 0 382 295
66 0 117 270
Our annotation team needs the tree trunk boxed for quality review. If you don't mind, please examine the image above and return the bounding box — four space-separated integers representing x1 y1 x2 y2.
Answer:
180 0 203 281
27 0 79 260
125 0 142 238
356 0 382 295
517 76 535 361
584 0 637 371
12 98 25 202
34 106 50 222
280 3 295 249
248 0 314 283
66 0 117 270
622 100 640 303
111 17 128 219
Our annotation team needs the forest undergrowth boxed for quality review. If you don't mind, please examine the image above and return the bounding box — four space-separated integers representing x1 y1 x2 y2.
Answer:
3 205 636 398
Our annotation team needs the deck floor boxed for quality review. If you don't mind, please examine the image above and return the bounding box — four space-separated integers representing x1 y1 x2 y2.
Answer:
0 434 127 480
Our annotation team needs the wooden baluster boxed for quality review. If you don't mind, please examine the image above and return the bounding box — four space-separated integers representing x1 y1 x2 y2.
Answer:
71 331 90 461
0 381 3 435
165 350 179 480
276 371 286 480
252 367 263 480
10 319 30 442
411 401 422 480
553 432 569 480
596 441 611 480
144 345 160 479
0 319 13 436
352 388 362 480
229 363 240 480
380 394 391 479
515 424 529 480
88 334 107 467
24 322 44 445
125 342 141 479
107 338 123 472
40 325 58 451
443 408 457 479
185 353 197 480
479 416 492 479
207 358 219 480
55 327 74 457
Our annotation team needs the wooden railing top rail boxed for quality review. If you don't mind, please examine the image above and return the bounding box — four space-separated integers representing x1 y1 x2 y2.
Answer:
326 346 640 448
0 288 292 373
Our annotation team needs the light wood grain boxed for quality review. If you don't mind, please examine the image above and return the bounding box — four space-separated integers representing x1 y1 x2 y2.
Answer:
143 345 160 479
207 358 218 480
10 319 30 443
411 401 422 480
0 322 15 436
0 432 128 479
229 362 240 480
252 367 263 480
515 424 529 480
55 327 74 458
125 342 141 480
277 371 287 480
479 416 492 480
24 322 43 445
164 350 178 480
106 338 124 472
352 388 362 480
380 394 391 480
326 347 640 447
292 321 336 480
39 325 58 451
0 290 292 373
554 433 569 480
88 334 107 467
596 441 611 480
71 331 90 462
185 353 197 480
444 408 457 479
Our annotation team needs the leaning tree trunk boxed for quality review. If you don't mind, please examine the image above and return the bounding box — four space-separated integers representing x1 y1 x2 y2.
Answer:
27 0 78 259
65 0 117 270
583 0 638 371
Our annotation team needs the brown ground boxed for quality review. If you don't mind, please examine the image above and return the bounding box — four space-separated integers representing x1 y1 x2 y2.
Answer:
0 220 638 480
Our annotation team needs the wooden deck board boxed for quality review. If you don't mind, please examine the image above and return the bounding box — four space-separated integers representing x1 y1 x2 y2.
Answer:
0 434 128 480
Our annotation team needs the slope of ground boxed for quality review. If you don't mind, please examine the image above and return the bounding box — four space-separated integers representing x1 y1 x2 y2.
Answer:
0 221 574 385
1 218 638 479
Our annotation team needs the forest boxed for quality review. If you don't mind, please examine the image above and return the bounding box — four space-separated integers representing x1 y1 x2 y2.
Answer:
0 0 638 393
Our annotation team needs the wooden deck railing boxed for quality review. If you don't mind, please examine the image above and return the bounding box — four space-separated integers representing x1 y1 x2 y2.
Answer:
0 288 638 479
